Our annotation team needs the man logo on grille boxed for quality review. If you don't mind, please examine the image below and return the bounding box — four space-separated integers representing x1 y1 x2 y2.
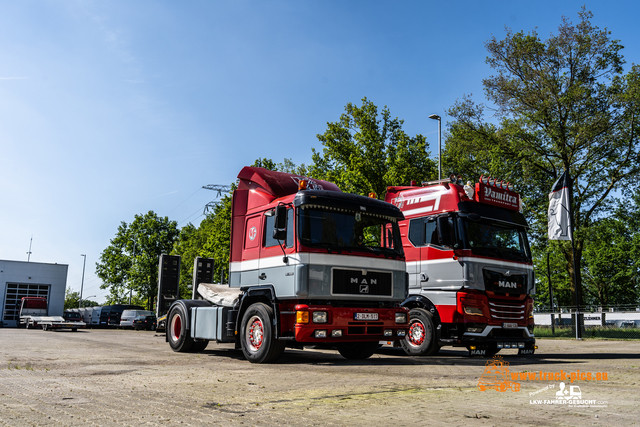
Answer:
360 285 369 294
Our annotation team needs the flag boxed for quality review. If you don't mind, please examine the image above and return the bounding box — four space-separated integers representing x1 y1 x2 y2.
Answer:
548 170 572 241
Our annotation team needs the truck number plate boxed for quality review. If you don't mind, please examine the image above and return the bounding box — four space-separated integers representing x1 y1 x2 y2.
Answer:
355 312 378 321
503 322 518 329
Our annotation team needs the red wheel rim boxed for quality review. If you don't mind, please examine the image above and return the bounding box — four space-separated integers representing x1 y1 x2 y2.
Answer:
407 320 426 346
247 316 264 351
171 314 182 342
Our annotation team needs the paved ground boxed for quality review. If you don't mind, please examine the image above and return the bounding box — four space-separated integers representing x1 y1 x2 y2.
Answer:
0 328 638 426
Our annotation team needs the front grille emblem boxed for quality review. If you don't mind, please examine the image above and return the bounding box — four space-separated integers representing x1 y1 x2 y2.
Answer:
359 285 369 294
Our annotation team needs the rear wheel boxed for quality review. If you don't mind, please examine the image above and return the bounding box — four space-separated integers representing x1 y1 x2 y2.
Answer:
192 340 209 352
400 308 440 356
337 342 379 360
240 303 285 363
167 305 194 352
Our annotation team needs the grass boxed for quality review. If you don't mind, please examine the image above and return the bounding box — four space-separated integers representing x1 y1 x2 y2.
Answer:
534 326 640 339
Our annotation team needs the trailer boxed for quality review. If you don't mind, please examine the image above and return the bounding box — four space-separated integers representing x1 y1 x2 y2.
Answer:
26 316 86 331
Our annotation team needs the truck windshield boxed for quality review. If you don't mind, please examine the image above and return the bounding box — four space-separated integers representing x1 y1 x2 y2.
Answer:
461 218 531 262
298 206 403 257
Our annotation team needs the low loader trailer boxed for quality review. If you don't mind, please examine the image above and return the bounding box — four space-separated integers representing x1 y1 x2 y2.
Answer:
26 316 86 331
163 167 410 363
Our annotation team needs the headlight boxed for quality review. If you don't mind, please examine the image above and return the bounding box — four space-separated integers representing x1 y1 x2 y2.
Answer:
395 312 407 324
464 306 483 316
312 311 328 323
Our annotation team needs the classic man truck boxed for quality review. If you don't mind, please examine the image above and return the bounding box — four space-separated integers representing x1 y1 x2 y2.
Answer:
385 175 535 357
165 167 409 363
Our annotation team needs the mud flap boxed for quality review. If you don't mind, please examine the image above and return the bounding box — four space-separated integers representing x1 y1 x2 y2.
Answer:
518 346 536 356
468 346 498 357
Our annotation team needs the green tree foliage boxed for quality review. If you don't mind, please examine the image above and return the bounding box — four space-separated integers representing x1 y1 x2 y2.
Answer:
64 289 80 310
446 8 640 305
96 211 179 310
309 97 437 198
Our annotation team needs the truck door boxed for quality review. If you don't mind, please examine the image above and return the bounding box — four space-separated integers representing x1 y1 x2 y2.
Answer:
258 207 296 296
240 214 262 286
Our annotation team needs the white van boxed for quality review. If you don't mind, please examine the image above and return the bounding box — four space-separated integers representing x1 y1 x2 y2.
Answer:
82 307 94 325
91 307 103 326
120 310 156 329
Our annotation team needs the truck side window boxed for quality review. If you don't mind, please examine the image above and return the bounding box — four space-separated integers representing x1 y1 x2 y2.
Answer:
408 218 424 246
425 219 439 245
264 208 294 248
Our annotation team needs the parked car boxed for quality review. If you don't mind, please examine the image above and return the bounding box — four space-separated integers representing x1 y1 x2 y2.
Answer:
120 310 155 329
132 313 157 331
63 311 83 322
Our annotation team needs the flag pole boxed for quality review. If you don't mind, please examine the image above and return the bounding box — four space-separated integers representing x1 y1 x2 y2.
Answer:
567 172 582 340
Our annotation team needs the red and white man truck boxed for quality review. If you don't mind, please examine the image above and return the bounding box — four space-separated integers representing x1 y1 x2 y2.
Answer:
165 167 409 363
385 175 536 357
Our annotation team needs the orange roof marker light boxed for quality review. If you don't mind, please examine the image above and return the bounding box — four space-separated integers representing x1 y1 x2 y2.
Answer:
298 179 308 191
368 192 377 199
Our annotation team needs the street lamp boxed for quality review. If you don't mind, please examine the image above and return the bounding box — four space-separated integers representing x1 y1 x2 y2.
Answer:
429 114 442 180
79 254 86 309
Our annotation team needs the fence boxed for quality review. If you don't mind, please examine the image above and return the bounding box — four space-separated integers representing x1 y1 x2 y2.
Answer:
533 306 640 339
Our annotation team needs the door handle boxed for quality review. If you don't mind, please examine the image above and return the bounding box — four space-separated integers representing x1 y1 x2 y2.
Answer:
420 273 429 282
259 273 267 280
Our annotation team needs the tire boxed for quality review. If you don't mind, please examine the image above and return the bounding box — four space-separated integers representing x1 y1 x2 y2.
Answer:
337 342 379 360
400 308 440 356
167 305 195 352
192 340 209 353
240 303 285 364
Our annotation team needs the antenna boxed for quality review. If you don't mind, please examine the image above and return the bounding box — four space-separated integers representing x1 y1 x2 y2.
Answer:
26 235 33 262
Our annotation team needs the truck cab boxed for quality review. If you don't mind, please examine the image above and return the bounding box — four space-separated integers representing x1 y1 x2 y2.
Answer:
386 175 536 356
166 167 409 363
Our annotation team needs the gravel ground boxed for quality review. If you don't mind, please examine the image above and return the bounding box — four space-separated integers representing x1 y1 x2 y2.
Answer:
0 328 638 426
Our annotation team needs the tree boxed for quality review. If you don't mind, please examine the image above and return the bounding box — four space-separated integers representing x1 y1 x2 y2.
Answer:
309 97 437 198
96 211 179 310
64 289 80 310
446 8 640 305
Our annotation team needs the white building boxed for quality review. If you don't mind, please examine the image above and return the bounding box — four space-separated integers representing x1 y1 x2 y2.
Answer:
0 259 68 327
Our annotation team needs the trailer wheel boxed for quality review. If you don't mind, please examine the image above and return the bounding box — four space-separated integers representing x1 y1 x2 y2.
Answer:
337 342 379 360
167 305 194 352
240 303 285 363
400 308 440 356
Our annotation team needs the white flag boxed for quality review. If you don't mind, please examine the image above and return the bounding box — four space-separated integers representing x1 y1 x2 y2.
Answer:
548 170 572 241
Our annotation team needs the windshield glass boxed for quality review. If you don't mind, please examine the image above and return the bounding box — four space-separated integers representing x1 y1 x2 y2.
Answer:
298 206 403 257
461 218 531 262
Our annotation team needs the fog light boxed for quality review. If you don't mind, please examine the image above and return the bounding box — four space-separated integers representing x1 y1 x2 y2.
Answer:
296 311 309 324
313 311 328 323
314 330 327 338
497 343 504 349
331 329 343 338
395 312 407 324
518 342 525 348
397 329 406 337
384 329 393 337
466 326 485 333
470 345 477 350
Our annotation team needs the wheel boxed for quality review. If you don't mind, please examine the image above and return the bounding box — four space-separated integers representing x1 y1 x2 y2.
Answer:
499 382 507 392
240 303 285 363
337 342 379 360
400 308 440 356
167 305 195 352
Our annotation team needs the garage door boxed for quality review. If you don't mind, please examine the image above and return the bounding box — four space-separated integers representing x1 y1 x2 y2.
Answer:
2 283 50 326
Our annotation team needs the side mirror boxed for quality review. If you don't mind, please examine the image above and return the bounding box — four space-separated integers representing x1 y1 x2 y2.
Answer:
273 205 287 241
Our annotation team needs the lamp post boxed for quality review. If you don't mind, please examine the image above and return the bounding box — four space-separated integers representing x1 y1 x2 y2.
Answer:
82 295 96 308
429 114 442 180
79 254 86 309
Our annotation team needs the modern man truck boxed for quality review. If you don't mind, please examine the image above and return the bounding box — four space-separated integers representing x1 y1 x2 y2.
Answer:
165 166 409 363
385 175 535 357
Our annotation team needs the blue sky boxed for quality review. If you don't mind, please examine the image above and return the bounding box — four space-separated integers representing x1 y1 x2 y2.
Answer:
1 1 638 304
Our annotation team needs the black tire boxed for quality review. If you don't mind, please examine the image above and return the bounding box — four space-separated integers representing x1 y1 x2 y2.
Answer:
167 305 195 352
337 342 379 360
240 303 285 363
400 308 440 356
192 340 209 352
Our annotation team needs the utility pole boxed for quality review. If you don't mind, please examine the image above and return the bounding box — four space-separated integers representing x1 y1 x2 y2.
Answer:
27 236 33 262
79 254 86 308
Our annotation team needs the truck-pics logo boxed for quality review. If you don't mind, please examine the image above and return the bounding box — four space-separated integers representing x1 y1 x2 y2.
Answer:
477 356 521 392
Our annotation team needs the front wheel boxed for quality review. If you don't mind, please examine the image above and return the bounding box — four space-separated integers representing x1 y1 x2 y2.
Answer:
167 305 195 352
400 308 440 356
337 342 379 360
240 303 285 363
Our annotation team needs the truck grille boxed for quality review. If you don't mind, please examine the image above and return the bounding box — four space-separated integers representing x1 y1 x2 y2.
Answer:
488 298 525 320
332 269 392 296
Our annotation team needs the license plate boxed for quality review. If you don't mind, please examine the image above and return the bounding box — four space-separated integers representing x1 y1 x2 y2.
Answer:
354 312 378 321
503 322 518 329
